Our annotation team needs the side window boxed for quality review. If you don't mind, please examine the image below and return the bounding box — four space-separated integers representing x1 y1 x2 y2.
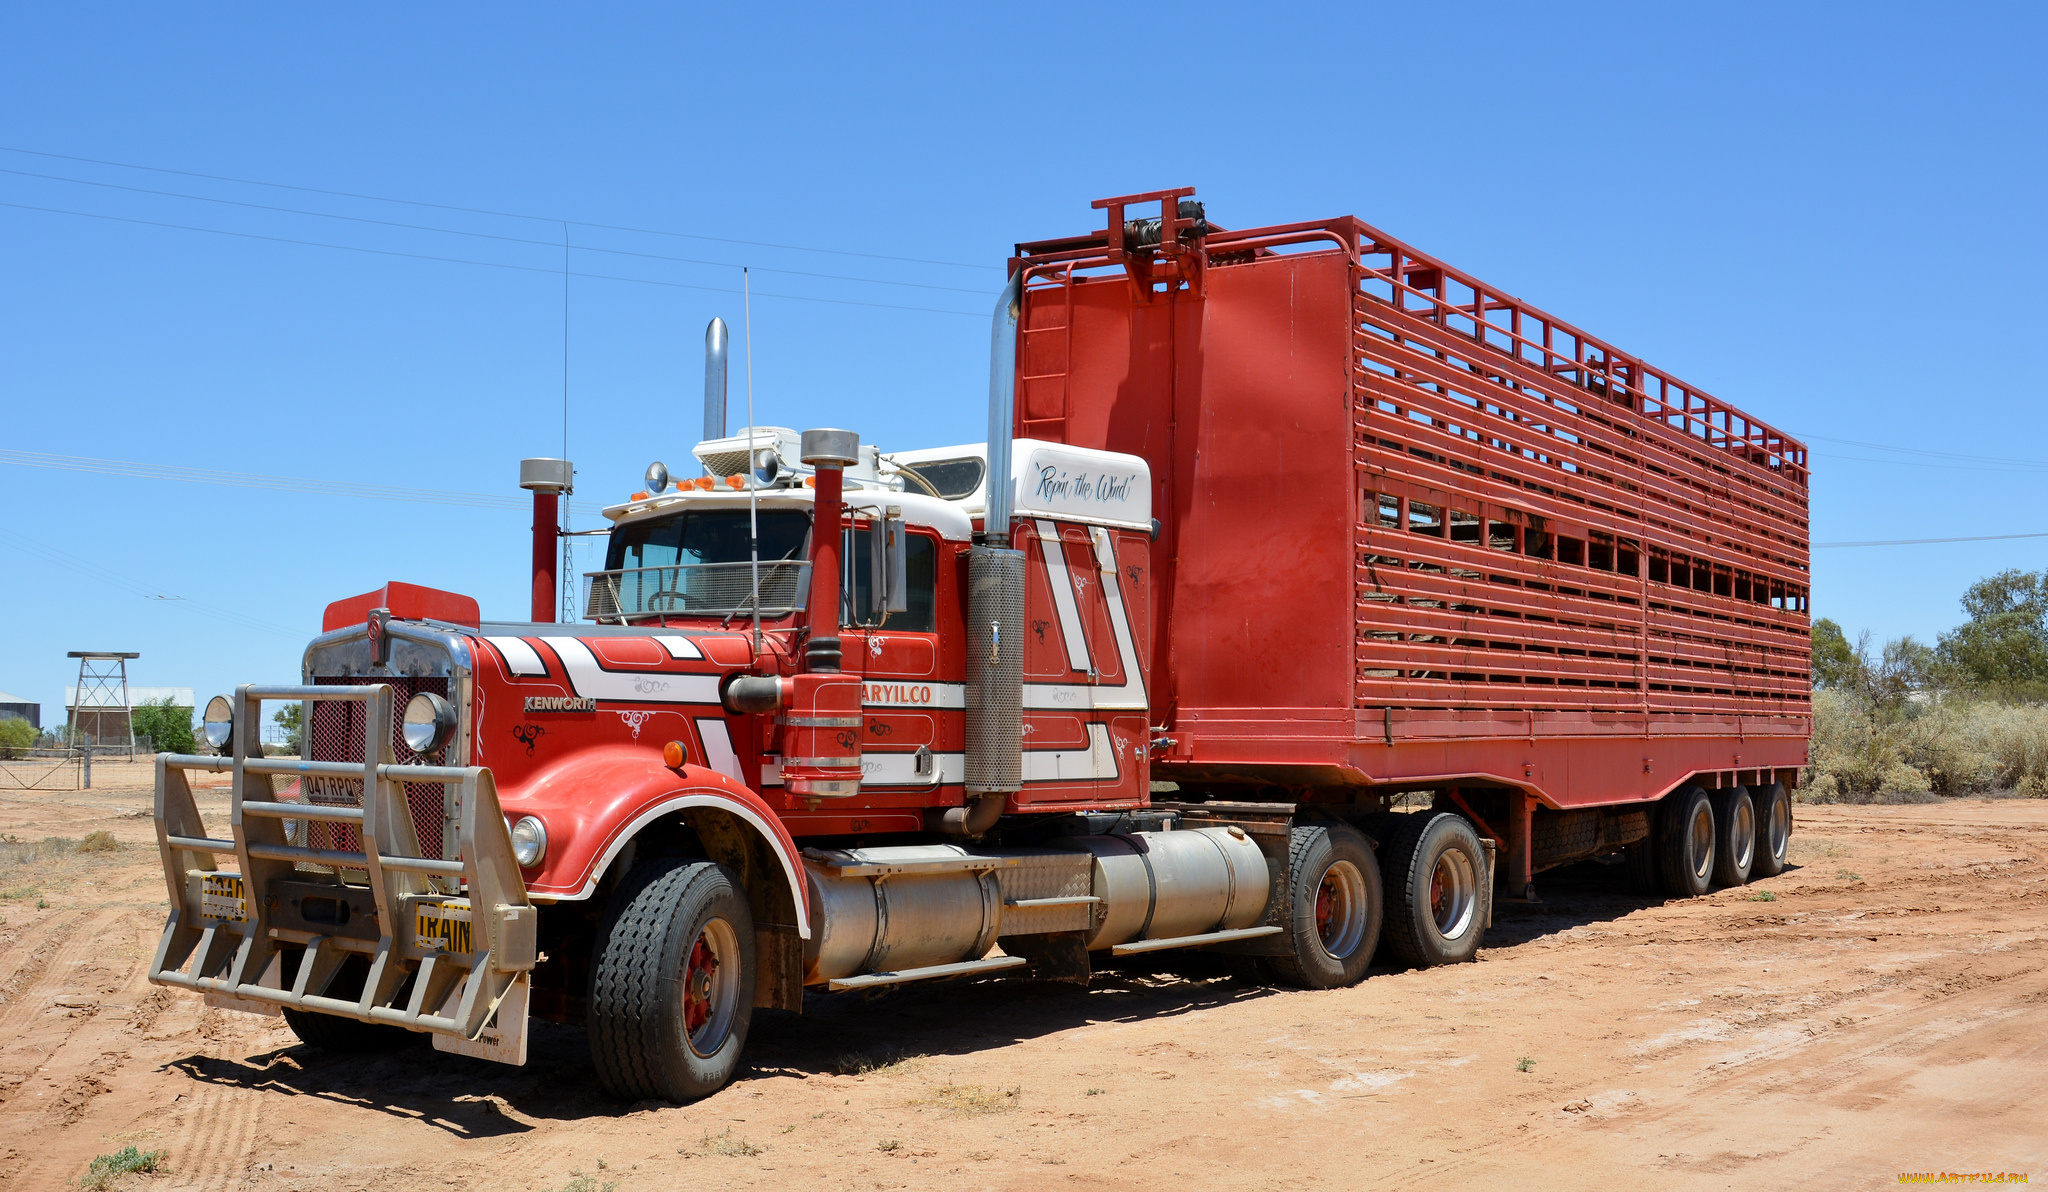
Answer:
885 536 937 633
844 528 938 633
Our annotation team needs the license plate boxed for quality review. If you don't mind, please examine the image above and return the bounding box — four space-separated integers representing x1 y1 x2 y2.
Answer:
415 901 473 954
201 873 248 921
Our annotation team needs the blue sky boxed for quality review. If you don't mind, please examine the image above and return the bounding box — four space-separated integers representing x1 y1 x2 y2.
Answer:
3 2 2044 723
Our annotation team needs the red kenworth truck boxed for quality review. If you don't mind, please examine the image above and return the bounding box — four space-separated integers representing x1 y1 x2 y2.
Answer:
148 188 1811 1101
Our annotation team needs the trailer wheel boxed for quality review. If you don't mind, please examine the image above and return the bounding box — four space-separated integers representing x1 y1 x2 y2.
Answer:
1266 824 1382 989
1657 786 1716 898
1381 812 1489 967
280 952 419 1053
1751 783 1791 878
588 858 756 1102
1708 786 1756 888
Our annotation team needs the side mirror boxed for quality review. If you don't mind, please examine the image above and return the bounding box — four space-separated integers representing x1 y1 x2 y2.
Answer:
872 512 907 622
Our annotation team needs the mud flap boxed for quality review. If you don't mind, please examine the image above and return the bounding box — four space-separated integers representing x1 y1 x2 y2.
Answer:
431 975 530 1065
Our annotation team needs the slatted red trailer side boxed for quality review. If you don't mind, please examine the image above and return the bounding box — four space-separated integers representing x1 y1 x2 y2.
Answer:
1011 189 1810 893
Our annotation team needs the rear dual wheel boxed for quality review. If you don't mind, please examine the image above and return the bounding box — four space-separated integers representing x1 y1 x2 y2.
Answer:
1751 783 1792 878
1380 812 1489 968
1648 784 1777 897
1268 824 1383 989
589 859 756 1102
1709 786 1756 888
1658 785 1717 898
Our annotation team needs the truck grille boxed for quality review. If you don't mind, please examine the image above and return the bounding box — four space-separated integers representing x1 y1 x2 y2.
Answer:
304 676 454 862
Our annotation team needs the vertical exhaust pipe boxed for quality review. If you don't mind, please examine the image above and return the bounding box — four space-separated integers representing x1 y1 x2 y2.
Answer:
704 317 729 468
982 272 1023 548
782 428 864 800
964 271 1026 808
519 458 573 623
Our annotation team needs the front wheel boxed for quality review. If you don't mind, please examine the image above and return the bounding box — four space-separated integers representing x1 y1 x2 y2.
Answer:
1266 824 1382 989
1381 812 1489 967
588 859 757 1102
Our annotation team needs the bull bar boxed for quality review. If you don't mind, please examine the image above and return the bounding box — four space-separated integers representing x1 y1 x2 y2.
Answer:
146 683 536 1064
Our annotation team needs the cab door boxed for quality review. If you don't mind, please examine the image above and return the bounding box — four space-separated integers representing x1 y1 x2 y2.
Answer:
840 524 945 790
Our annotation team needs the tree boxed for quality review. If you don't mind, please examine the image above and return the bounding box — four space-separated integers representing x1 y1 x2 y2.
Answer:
1936 569 2048 688
130 697 196 755
1812 618 1859 690
273 703 303 753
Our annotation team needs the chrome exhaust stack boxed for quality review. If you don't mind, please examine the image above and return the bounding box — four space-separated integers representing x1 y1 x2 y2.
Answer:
703 317 729 472
964 272 1026 809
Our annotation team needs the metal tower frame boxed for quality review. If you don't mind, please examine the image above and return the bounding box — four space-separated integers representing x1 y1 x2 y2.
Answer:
67 650 139 747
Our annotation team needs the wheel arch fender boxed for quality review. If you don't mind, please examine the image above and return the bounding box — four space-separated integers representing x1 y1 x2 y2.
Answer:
521 752 809 940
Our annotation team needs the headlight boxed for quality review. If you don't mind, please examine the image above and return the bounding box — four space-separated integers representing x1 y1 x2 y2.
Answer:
402 692 457 755
510 816 548 868
201 694 235 750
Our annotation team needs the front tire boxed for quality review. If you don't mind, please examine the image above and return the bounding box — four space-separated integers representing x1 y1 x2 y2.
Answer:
1709 786 1756 888
1267 824 1382 989
1750 783 1791 878
589 859 756 1102
1657 786 1716 898
1381 812 1489 967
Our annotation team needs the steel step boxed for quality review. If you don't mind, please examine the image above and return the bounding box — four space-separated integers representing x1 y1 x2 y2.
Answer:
1109 925 1282 956
825 955 1028 992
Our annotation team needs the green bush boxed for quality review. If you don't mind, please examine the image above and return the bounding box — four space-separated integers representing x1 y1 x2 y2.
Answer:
1805 688 2048 800
130 698 195 755
0 717 34 759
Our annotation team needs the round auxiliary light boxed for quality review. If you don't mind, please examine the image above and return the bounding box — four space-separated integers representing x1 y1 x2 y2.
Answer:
510 816 548 868
752 447 781 487
645 460 670 494
402 691 458 755
201 694 235 751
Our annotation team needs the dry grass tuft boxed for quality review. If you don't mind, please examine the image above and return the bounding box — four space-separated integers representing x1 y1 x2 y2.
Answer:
682 1128 764 1158
914 1083 1021 1115
833 1048 923 1076
77 831 119 853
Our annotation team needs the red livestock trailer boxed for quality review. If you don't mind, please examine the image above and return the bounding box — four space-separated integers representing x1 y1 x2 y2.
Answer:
1011 188 1811 903
145 188 1811 1102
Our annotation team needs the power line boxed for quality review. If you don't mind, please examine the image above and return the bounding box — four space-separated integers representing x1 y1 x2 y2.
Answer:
0 447 606 515
1815 532 2048 548
1801 432 2048 469
0 144 998 272
1816 451 2048 475
0 164 992 295
0 200 984 318
0 527 302 639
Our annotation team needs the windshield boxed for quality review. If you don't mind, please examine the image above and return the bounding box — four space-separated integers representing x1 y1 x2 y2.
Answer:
591 509 812 621
604 509 810 571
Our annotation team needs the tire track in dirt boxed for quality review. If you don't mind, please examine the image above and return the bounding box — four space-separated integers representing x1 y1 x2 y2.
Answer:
0 908 86 1033
172 1081 265 1192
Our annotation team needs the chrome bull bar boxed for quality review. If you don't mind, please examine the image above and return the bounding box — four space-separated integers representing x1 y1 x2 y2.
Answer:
147 683 536 1064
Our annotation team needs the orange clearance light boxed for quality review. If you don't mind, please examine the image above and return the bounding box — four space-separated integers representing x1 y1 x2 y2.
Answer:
662 740 687 768
725 474 746 489
631 490 651 501
803 476 816 488
692 476 716 491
